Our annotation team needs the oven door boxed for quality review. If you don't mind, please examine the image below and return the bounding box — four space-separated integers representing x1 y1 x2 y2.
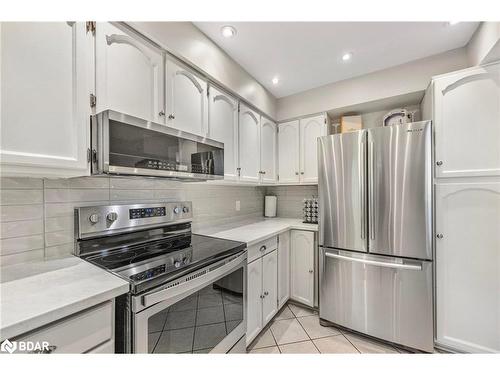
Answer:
132 251 246 353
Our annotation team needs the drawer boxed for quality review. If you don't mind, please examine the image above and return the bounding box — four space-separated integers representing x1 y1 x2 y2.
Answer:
247 236 278 263
17 301 113 354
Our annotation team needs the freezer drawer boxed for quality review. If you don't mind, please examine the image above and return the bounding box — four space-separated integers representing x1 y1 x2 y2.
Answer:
319 248 433 352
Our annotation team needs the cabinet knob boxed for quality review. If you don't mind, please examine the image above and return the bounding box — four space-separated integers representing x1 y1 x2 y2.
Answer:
158 110 165 117
309 269 314 274
436 233 444 239
168 114 175 120
301 172 305 175
436 160 443 166
260 294 265 299
295 172 299 175
264 291 269 296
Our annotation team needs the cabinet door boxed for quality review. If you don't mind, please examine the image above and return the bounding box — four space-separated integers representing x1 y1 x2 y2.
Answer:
278 120 300 183
166 58 208 136
434 63 500 178
262 250 278 325
246 258 263 345
290 230 315 307
238 104 261 182
277 232 291 309
435 182 500 353
208 85 239 180
0 22 92 178
300 114 327 183
96 22 164 123
260 117 278 183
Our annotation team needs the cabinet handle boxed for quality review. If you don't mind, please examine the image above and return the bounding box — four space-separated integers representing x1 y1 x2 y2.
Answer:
260 294 265 299
308 269 314 274
264 291 269 296
261 171 266 175
436 233 444 239
436 160 443 166
259 245 267 252
168 114 175 120
158 110 165 117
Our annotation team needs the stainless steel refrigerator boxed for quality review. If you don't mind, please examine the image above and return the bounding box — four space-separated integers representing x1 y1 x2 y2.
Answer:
318 121 433 352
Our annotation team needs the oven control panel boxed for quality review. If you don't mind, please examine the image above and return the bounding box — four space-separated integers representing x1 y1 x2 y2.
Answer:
129 251 192 282
129 207 166 219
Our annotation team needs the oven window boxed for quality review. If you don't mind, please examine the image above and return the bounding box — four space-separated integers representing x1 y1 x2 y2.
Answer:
147 268 244 353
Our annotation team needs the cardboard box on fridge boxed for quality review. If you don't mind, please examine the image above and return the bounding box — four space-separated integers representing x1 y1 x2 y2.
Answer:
340 115 362 133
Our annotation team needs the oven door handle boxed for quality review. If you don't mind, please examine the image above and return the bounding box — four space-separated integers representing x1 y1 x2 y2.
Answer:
140 251 247 308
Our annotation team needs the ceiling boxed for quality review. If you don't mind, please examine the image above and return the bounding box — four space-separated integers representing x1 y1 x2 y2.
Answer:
194 22 479 98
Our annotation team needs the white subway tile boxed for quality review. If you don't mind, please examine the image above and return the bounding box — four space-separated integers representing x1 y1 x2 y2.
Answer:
0 204 43 222
45 217 73 233
0 249 44 266
0 190 43 205
0 235 44 255
0 219 43 239
0 177 43 189
44 244 73 260
68 177 110 189
45 231 73 247
110 189 154 201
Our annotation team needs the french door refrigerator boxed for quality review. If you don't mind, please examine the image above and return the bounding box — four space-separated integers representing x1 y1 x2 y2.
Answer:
318 121 433 352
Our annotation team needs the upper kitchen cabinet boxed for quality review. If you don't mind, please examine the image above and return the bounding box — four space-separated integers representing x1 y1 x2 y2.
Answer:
435 181 500 353
278 120 300 183
208 85 239 180
300 114 328 183
431 62 500 178
278 114 327 184
238 104 261 182
0 22 93 178
260 117 278 183
95 22 164 123
166 58 208 137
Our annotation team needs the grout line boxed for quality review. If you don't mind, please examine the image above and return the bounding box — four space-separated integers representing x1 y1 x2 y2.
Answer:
340 331 362 354
42 178 47 260
295 313 321 353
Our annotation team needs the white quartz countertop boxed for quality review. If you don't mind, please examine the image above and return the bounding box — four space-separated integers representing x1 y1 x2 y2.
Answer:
196 217 318 246
0 257 129 340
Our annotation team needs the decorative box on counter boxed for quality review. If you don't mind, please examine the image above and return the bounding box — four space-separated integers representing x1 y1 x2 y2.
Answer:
303 198 318 224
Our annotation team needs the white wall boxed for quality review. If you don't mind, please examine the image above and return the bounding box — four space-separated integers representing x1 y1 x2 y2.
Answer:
467 22 500 66
276 48 470 121
128 22 277 119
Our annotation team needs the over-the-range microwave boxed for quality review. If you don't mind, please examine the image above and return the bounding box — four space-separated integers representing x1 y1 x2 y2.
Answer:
91 110 224 181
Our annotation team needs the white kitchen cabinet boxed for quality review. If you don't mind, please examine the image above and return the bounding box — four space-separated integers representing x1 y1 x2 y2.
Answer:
278 120 300 183
277 231 291 309
300 114 328 183
262 250 278 325
432 62 500 178
260 117 278 183
208 85 239 180
238 104 261 182
435 181 500 353
96 22 164 123
166 58 208 136
0 22 92 178
246 257 263 345
290 230 315 307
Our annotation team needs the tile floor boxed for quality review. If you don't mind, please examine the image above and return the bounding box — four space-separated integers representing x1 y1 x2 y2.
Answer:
248 302 405 354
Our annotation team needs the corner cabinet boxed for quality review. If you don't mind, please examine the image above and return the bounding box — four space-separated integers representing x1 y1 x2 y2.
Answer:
208 85 239 180
278 114 327 184
435 182 500 353
277 231 291 309
166 58 208 137
96 22 164 123
432 62 500 178
238 104 261 182
0 22 93 178
260 117 278 183
290 230 315 307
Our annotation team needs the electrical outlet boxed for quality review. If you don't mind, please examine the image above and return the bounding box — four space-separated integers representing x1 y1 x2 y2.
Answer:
235 200 241 211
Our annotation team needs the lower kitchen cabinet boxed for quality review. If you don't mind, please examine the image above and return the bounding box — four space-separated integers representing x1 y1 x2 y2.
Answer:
277 231 290 309
435 181 500 353
246 245 278 346
290 230 315 307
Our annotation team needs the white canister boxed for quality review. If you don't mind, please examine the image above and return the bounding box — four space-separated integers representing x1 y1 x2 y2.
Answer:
264 196 277 217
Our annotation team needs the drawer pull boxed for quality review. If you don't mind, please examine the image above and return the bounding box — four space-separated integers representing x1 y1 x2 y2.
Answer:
259 245 267 252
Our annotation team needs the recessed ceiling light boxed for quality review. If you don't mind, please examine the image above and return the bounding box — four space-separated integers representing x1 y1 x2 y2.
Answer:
272 77 279 85
448 21 460 26
342 52 352 62
221 25 237 38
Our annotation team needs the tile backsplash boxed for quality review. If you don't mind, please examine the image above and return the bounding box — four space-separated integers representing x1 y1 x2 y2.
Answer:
264 185 318 219
0 177 265 266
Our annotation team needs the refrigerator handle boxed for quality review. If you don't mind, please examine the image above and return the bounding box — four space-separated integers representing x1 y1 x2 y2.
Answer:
360 140 366 239
368 141 375 240
324 251 423 271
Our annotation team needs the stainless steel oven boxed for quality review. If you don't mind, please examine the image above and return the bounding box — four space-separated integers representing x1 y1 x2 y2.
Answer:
75 202 246 354
91 110 224 180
